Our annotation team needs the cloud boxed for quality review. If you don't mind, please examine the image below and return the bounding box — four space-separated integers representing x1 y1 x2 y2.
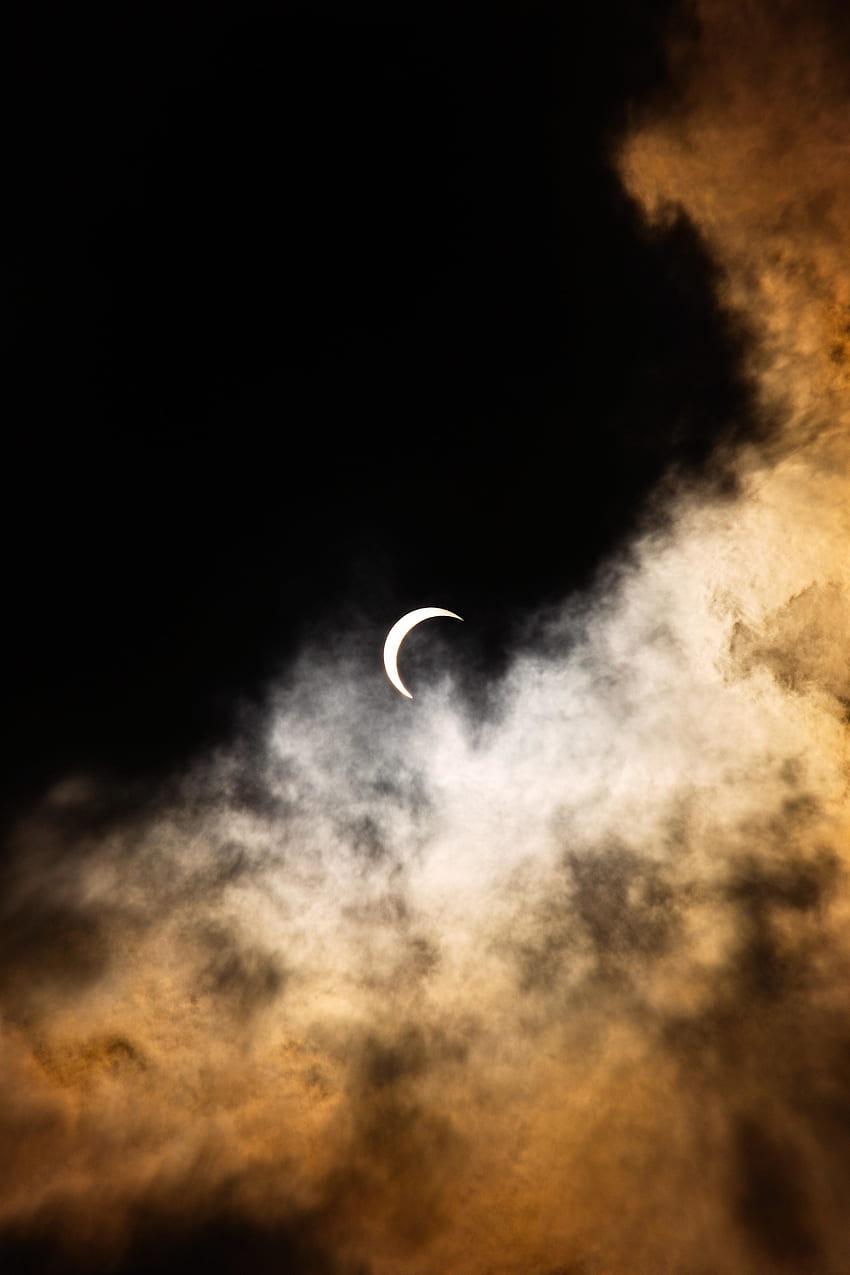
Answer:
2 1 850 1270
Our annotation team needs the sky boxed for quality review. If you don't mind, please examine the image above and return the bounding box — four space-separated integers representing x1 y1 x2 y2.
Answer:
5 2 850 1272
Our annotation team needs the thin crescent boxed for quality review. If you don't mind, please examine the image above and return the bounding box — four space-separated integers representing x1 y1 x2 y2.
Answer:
383 607 463 699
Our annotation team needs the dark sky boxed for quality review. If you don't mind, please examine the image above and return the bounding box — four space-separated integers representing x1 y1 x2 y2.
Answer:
7 1 755 805
6 7 850 1275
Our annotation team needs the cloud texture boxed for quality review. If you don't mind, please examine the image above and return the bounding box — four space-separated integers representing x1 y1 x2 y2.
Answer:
3 2 850 1270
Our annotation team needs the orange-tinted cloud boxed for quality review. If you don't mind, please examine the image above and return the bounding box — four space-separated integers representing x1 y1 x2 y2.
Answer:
2 3 850 1272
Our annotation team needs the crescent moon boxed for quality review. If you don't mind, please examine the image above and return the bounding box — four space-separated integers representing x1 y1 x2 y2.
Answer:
383 607 463 699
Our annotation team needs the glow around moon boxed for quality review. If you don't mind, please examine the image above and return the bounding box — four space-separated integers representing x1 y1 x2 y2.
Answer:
383 607 463 699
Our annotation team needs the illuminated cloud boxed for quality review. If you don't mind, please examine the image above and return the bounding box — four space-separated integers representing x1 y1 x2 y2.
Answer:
2 2 849 1270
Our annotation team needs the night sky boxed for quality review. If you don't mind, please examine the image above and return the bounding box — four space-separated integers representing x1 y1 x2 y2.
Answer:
5 3 850 1273
8 2 755 794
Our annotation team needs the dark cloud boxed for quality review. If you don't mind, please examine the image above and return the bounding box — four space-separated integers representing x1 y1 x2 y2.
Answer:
732 1116 819 1267
193 923 287 1018
0 898 112 1017
0 1206 352 1275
